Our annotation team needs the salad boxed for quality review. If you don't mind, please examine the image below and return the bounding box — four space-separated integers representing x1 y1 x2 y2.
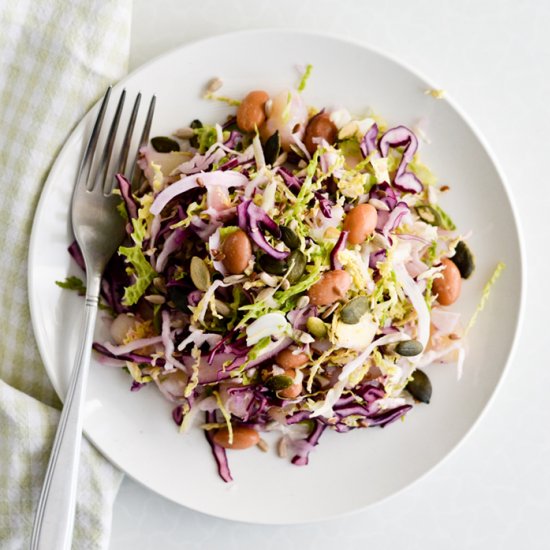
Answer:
63 72 478 482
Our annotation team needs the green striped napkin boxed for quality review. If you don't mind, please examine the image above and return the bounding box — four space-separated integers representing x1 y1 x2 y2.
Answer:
0 1 131 547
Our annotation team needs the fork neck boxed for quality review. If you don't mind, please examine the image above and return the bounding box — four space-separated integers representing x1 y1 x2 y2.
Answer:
85 272 102 303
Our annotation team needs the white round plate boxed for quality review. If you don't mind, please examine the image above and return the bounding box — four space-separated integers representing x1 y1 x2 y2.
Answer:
29 30 524 524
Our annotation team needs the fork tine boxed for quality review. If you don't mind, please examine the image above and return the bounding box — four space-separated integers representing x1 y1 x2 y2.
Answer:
93 90 126 194
129 95 156 188
76 87 111 190
112 92 142 184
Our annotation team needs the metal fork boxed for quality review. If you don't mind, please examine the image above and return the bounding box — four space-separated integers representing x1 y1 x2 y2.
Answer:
31 87 156 550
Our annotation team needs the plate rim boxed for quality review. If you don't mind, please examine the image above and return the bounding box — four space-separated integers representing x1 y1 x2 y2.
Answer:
28 28 526 524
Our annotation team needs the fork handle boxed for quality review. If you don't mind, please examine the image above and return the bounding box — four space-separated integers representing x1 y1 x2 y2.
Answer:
31 274 101 550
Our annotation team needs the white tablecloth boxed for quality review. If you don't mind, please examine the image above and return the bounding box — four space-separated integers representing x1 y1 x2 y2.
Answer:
110 1 550 548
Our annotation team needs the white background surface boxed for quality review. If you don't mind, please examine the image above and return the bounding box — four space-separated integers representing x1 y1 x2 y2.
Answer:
109 0 549 548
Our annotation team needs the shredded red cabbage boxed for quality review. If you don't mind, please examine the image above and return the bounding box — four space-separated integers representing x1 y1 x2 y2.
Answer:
204 411 233 483
314 191 333 218
379 126 423 193
330 230 348 270
360 122 379 159
240 201 288 260
116 174 138 220
277 166 302 192
291 420 326 466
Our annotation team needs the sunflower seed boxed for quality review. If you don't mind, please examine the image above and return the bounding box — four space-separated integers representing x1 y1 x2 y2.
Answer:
256 287 276 302
296 295 310 309
256 438 269 452
144 294 165 305
206 77 223 93
320 302 339 319
214 299 231 317
298 332 315 344
277 437 288 458
173 127 195 139
260 272 279 287
223 274 246 284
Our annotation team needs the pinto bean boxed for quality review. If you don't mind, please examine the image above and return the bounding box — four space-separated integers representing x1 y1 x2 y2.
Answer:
343 204 378 245
303 112 338 154
213 426 260 450
222 229 252 274
236 90 269 132
275 348 309 369
278 369 303 399
433 258 461 305
308 270 352 306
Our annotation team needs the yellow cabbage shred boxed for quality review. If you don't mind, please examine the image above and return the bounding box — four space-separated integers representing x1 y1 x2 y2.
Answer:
213 390 233 444
465 262 506 334
184 346 201 398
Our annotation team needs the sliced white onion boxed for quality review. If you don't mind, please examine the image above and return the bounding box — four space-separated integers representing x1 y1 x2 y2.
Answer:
103 335 163 356
252 134 265 169
261 179 277 213
393 262 430 350
150 170 248 215
246 313 290 346
208 227 228 276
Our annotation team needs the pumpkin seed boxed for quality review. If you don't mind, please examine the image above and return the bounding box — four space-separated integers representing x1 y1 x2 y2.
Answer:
189 120 203 148
406 369 432 403
190 256 211 291
395 339 424 357
452 241 475 279
306 316 327 338
151 136 180 153
167 286 189 312
263 131 280 165
415 204 442 226
259 254 286 275
266 374 294 391
286 250 306 283
280 226 300 250
145 294 165 305
153 276 167 293
340 296 370 324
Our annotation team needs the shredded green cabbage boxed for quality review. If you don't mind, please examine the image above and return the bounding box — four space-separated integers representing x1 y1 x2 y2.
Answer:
118 245 157 306
466 262 505 333
297 63 313 92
